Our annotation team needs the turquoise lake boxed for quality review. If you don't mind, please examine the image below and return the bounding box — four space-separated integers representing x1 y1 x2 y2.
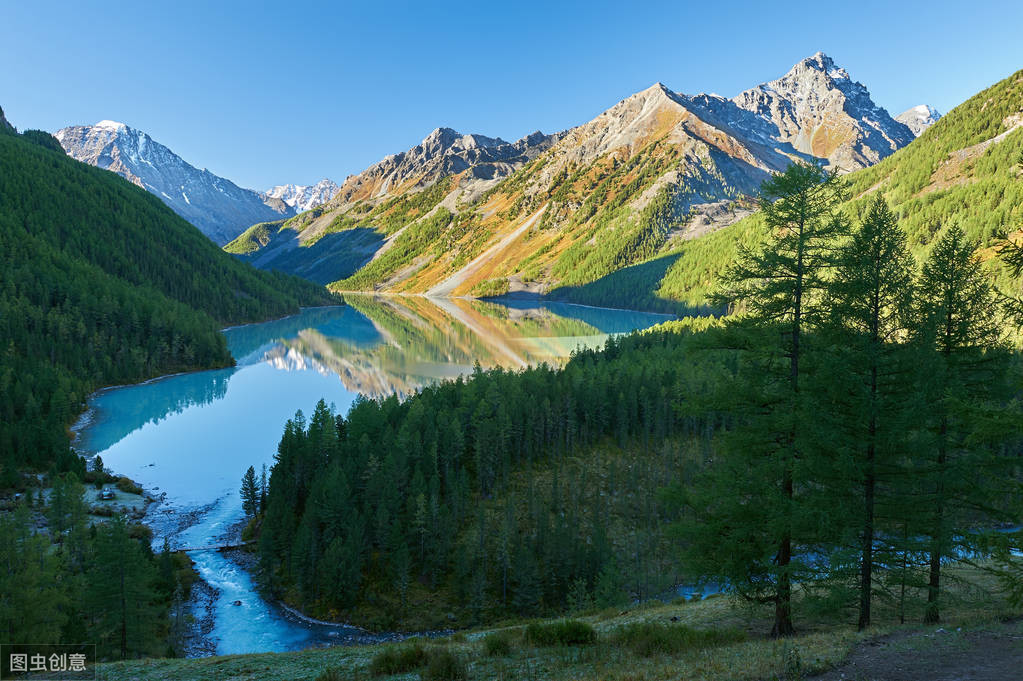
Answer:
74 295 674 656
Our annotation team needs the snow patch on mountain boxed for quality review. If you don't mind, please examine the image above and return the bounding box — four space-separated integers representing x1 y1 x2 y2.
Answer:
896 104 942 137
263 179 339 212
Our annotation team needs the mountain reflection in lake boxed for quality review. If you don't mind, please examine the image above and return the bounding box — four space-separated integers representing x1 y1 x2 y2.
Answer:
74 295 673 655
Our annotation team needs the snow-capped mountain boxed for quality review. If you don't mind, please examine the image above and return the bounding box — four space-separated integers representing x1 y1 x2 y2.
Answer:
54 121 295 245
896 104 942 137
262 179 339 212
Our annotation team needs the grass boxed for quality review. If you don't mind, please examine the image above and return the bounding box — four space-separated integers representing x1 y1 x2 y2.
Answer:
368 644 427 675
524 620 597 646
610 621 746 657
93 565 1022 681
89 558 1017 681
481 631 513 657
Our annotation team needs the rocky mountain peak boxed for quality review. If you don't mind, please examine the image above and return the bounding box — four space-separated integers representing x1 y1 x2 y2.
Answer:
263 179 340 212
333 125 558 205
729 52 914 171
798 51 845 78
421 126 461 148
896 104 942 136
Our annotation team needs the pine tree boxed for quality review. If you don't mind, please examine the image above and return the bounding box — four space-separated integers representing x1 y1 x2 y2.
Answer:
593 560 625 609
0 506 67 643
84 516 160 660
996 233 1023 327
259 463 268 512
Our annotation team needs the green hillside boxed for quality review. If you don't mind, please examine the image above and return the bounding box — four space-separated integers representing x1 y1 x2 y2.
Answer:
0 128 335 480
556 69 1023 312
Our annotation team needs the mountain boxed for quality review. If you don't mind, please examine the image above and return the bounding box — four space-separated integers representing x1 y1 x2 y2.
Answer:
896 104 942 136
263 179 339 212
0 120 333 476
0 105 13 133
54 121 296 245
225 127 561 284
722 52 914 170
559 69 1023 313
228 52 914 296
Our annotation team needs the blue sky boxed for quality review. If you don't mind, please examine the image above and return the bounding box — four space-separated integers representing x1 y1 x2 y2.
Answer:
2 0 1021 190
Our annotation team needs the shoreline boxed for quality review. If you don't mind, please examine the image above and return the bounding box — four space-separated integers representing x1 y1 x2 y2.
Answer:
336 289 689 318
219 304 345 333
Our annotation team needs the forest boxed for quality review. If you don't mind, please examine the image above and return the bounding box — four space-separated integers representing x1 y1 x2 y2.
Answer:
250 162 1023 634
0 126 335 482
0 465 195 660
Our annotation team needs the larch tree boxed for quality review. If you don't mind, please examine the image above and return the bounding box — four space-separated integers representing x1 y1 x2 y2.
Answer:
691 162 848 636
819 196 916 629
914 225 1003 623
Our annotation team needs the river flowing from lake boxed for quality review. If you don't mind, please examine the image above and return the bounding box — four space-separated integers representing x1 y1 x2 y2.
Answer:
73 295 674 656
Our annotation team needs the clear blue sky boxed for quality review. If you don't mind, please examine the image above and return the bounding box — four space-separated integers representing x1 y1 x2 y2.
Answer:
2 0 1021 190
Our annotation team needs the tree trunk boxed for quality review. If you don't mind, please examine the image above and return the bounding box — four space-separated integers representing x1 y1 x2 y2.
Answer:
859 357 879 631
119 560 128 659
858 440 875 630
773 215 804 638
925 419 947 624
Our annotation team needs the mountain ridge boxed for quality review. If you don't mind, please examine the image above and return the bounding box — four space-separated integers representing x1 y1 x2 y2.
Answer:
553 68 1023 313
263 179 339 212
55 121 297 245
228 52 918 297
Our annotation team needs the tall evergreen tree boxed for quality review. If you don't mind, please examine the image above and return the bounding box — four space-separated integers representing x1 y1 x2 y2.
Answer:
84 516 160 659
914 226 1003 623
241 465 259 517
820 197 916 629
996 234 1023 327
702 162 847 636
0 506 67 643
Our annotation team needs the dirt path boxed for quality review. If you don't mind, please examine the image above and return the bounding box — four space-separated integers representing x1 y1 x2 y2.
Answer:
809 618 1023 681
425 204 547 297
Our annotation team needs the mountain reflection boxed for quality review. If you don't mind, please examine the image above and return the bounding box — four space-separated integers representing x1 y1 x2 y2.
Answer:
76 297 672 452
274 295 670 398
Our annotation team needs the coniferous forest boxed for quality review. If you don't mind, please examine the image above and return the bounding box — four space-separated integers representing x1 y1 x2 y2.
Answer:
251 163 1023 635
0 126 334 481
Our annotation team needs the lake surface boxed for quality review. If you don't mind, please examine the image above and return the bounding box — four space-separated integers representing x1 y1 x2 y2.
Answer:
74 295 673 656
